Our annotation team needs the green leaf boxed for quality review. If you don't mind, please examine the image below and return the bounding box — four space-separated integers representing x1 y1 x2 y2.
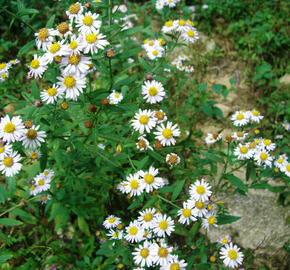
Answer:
201 102 212 117
202 152 224 163
0 218 23 226
46 15 55 28
0 254 13 264
0 185 8 204
225 174 248 193
78 216 90 236
17 40 35 57
17 8 39 17
198 83 207 92
30 81 40 99
212 84 222 94
172 180 185 201
217 214 241 225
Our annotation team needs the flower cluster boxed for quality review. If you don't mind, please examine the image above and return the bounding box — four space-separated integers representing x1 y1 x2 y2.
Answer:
161 19 199 44
171 53 195 73
30 2 109 102
155 0 181 10
0 115 46 177
107 90 124 104
0 59 20 82
29 169 54 200
142 38 167 60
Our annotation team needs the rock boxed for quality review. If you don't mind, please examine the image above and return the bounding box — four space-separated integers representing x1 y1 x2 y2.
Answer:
199 33 216 54
3 104 14 114
279 74 290 85
215 103 231 118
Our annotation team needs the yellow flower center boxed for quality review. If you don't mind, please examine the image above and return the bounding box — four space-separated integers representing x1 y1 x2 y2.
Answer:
138 139 147 149
49 43 61 53
139 115 149 125
144 174 154 184
64 76 76 88
37 28 49 41
286 164 290 172
237 131 244 137
68 3 81 14
252 110 259 116
196 185 205 195
38 179 45 186
3 123 15 133
207 204 213 211
0 63 6 69
70 41 78 50
113 232 118 238
46 87 57 96
236 114 244 120
140 248 149 258
1 73 7 79
57 22 69 34
158 247 168 258
187 19 193 26
41 196 47 201
264 139 271 146
221 238 228 244
260 153 268 161
0 147 4 153
228 250 238 260
240 146 248 154
152 50 158 56
195 201 204 209
159 221 168 230
30 59 40 69
68 54 81 65
187 30 195 37
143 213 153 222
170 264 180 270
274 167 279 172
130 180 139 189
44 171 49 176
169 154 178 164
182 208 191 218
30 152 39 159
155 111 165 120
83 16 93 26
108 217 115 223
86 33 97 43
208 216 216 225
162 128 173 139
3 157 13 167
26 129 37 140
278 159 284 164
249 142 256 149
179 19 186 26
149 41 154 46
30 185 35 191
114 93 120 98
165 20 173 27
129 226 138 235
149 87 158 96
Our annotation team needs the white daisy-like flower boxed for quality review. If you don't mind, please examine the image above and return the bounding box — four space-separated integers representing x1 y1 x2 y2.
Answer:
136 136 153 151
282 120 290 131
112 4 128 13
0 62 10 73
154 121 181 146
220 243 244 269
231 111 250 126
124 173 145 196
234 144 253 160
133 240 155 268
177 202 197 225
151 240 173 266
138 166 163 193
180 27 199 43
66 2 84 22
162 20 176 33
28 54 48 79
57 73 86 101
274 154 288 170
137 208 156 229
142 80 166 104
35 28 56 51
125 221 144 243
76 11 101 34
254 150 273 168
202 213 218 231
43 169 54 179
154 110 167 124
26 148 41 160
40 84 64 104
0 143 12 159
106 229 123 240
146 47 164 60
103 215 121 229
165 0 179 8
152 214 174 238
55 22 73 38
205 133 218 145
280 163 290 177
30 184 39 196
232 131 248 141
40 194 51 204
43 40 68 63
142 39 159 51
173 19 189 32
0 151 22 177
156 0 165 10
189 199 208 218
0 71 9 82
249 109 263 123
131 109 157 134
117 180 128 194
219 235 232 245
185 65 194 73
83 30 109 55
34 173 50 193
20 125 46 149
108 90 123 104
178 53 189 61
0 115 25 143
160 255 187 270
60 54 91 76
65 35 85 55
260 139 276 151
166 153 180 166
189 178 212 202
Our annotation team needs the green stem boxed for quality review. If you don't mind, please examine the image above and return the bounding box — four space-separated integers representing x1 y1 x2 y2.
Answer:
157 195 180 209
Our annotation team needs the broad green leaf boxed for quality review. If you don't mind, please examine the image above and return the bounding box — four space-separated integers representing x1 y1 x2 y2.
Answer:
172 180 185 201
30 81 40 99
18 40 35 56
198 83 207 92
217 214 241 225
46 15 55 28
78 216 90 236
225 174 248 193
0 218 23 226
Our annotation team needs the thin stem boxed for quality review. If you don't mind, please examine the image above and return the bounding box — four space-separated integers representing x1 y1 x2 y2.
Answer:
157 195 180 209
128 155 137 171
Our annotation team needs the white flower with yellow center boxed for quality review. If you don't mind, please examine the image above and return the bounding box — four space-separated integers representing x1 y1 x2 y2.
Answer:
9 59 20 65
274 154 288 170
20 125 46 149
0 62 10 73
28 54 48 79
44 40 68 63
106 229 123 240
234 144 253 160
0 143 12 159
173 19 189 32
189 198 208 217
181 27 199 43
189 179 212 202
185 65 194 73
231 111 250 126
40 84 64 104
281 163 290 177
117 180 128 193
34 28 56 50
220 243 244 269
34 174 50 193
254 150 273 167
142 39 159 51
162 20 176 33
124 173 145 196
219 235 232 245
152 214 174 238
154 121 181 146
66 2 84 22
76 11 101 34
156 0 165 10
60 54 91 76
137 208 156 229
125 221 144 243
205 133 217 145
177 202 197 225
160 255 187 270
0 151 22 177
103 215 121 229
26 149 41 160
43 169 54 179
151 240 173 266
83 30 109 55
166 153 180 166
138 166 163 193
232 131 248 141
65 35 85 55
0 71 9 82
0 115 25 143
146 46 164 60
108 90 123 104
29 184 39 196
154 110 167 124
249 109 263 123
202 213 218 231
133 240 155 268
136 136 153 151
57 73 86 101
40 194 51 204
260 138 276 151
142 80 166 104
282 120 290 131
131 109 157 134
